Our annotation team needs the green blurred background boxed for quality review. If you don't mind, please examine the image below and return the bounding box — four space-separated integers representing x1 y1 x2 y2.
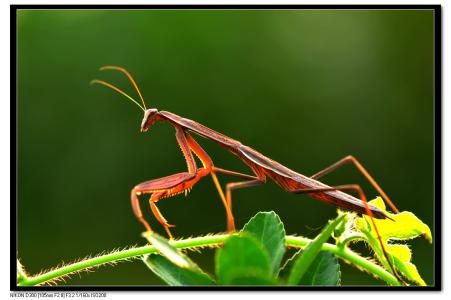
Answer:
17 9 435 286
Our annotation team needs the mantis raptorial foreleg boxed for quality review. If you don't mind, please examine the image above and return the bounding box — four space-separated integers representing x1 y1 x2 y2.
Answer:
149 192 176 239
131 126 208 238
131 172 197 238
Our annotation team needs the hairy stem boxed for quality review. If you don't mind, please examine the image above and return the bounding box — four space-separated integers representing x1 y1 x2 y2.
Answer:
18 233 398 286
285 236 400 286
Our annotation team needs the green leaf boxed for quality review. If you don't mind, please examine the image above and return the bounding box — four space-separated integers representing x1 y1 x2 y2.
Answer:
143 255 215 286
242 211 286 275
226 273 279 285
280 251 340 286
355 197 432 286
142 232 215 286
287 215 345 285
299 251 341 285
142 232 193 268
216 234 273 285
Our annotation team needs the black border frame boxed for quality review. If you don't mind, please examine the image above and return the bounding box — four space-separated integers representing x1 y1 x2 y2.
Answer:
11 4 442 291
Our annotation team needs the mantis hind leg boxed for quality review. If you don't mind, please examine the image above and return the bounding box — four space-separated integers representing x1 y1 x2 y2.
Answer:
307 157 406 285
312 155 399 213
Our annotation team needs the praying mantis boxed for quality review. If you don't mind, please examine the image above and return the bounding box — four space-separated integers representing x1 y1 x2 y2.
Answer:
91 66 399 238
91 66 403 281
91 65 401 236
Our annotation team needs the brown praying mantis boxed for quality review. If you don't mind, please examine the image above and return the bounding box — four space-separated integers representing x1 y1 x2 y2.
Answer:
91 66 404 282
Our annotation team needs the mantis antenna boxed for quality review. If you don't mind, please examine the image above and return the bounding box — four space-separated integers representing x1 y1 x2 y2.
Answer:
90 79 145 112
99 66 147 110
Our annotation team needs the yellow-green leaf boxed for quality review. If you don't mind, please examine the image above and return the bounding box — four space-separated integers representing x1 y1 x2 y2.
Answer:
356 197 432 243
393 257 426 286
355 197 432 286
386 245 411 262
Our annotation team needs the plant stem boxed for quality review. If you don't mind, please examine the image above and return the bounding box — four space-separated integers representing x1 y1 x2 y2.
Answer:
18 233 398 286
18 234 228 286
285 236 400 286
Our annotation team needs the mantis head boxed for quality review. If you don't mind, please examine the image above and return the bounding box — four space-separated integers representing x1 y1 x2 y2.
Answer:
141 109 159 132
91 66 157 132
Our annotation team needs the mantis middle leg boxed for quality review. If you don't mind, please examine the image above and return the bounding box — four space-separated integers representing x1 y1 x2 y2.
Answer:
182 133 233 231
